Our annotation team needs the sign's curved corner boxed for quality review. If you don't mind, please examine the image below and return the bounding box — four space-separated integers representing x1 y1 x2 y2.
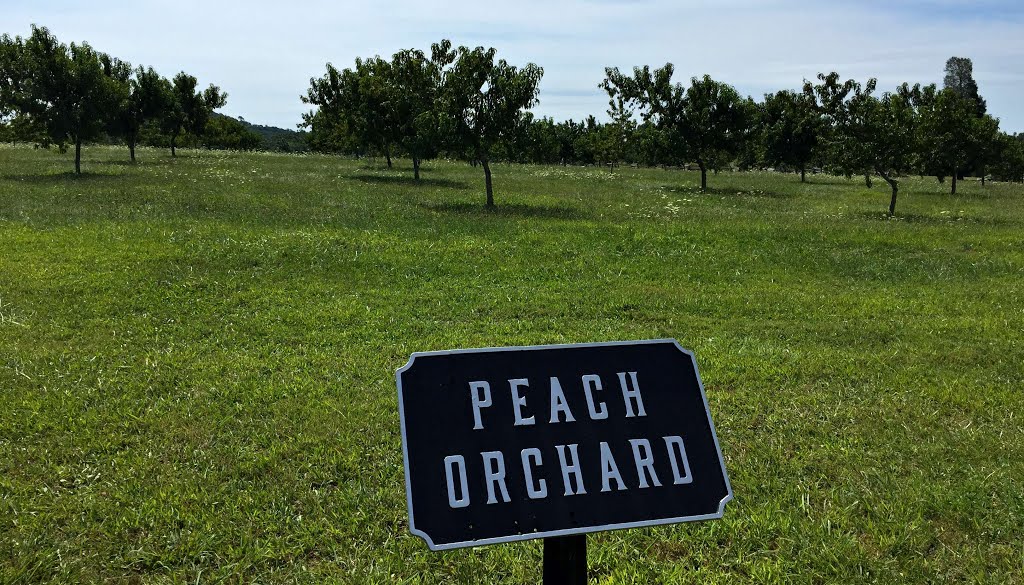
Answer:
396 353 419 378
667 338 696 359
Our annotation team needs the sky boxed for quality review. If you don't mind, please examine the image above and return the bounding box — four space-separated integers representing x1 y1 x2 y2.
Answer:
4 0 1024 132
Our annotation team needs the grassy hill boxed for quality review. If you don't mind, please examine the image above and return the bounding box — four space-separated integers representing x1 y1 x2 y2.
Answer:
1 145 1022 583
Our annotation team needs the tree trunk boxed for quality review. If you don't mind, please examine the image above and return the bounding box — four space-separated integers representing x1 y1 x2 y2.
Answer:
881 173 899 216
980 167 986 186
951 169 957 195
864 173 872 188
171 132 177 157
482 159 494 207
800 166 806 183
75 138 82 175
129 138 136 163
413 156 420 181
385 146 392 169
697 158 707 192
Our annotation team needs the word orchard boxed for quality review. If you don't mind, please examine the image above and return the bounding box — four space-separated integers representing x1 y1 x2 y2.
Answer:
443 372 694 508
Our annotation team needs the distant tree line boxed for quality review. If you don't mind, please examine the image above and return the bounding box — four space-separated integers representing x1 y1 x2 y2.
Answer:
0 25 309 172
305 48 1024 213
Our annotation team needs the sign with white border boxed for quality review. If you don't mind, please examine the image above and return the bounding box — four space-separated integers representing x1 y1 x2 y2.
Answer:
396 339 732 550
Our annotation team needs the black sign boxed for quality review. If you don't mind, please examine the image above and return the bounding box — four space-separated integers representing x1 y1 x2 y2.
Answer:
395 339 732 550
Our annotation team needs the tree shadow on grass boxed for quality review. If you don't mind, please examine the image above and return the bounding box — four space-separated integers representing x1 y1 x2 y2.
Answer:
852 210 1013 226
789 176 863 187
655 184 795 199
348 173 469 189
730 188 796 199
915 188 999 200
419 201 589 220
95 158 175 167
356 161 397 171
1 171 119 183
356 161 442 173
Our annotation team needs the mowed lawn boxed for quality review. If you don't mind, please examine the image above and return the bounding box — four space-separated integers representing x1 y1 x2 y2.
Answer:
1 144 1022 583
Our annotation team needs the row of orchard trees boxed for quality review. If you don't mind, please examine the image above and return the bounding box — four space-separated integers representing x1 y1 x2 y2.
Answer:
753 64 1019 195
305 47 1023 214
599 58 1021 215
303 40 543 206
0 26 227 173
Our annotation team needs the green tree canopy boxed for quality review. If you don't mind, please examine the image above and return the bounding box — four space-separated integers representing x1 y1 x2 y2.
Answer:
3 26 121 173
758 85 823 182
943 56 986 117
440 44 543 206
990 133 1024 182
107 64 172 161
303 57 400 165
162 72 226 157
601 65 750 191
389 45 448 179
817 74 918 215
302 63 360 154
916 87 1001 193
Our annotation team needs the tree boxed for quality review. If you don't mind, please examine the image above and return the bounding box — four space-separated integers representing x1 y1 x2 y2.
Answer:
0 113 44 144
0 32 30 125
390 45 447 180
101 54 134 155
521 116 563 164
108 64 171 162
162 72 226 157
440 45 543 206
302 64 361 154
355 56 400 167
632 121 669 167
596 88 636 169
571 115 604 165
917 88 1000 194
759 85 823 182
943 57 986 117
492 112 544 164
0 38 45 144
602 65 749 191
972 113 1001 187
303 57 400 165
815 72 873 183
819 75 917 216
680 75 750 189
990 133 1024 183
7 26 119 174
302 108 359 154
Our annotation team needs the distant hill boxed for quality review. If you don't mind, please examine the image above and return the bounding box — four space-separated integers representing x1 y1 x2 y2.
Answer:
215 114 311 152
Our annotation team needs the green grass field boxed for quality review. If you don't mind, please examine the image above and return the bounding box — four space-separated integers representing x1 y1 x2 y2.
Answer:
1 144 1022 583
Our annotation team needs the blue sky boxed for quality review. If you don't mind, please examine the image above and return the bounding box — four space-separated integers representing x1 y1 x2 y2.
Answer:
4 0 1023 132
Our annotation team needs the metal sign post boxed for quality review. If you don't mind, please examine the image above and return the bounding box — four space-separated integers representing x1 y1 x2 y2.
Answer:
395 339 731 559
543 535 587 584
